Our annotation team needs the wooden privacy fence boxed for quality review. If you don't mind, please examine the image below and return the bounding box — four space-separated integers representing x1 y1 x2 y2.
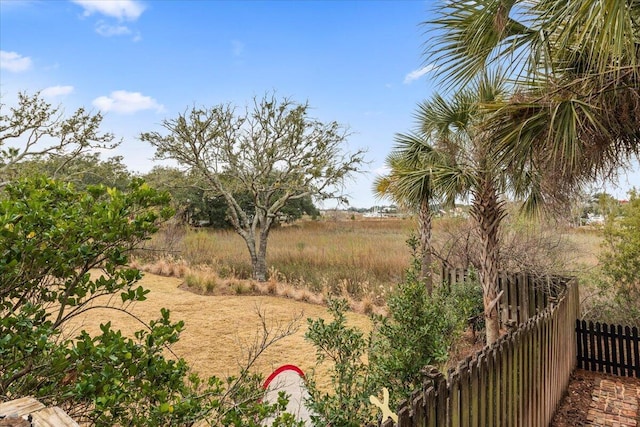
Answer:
576 320 639 378
378 271 580 427
441 268 567 326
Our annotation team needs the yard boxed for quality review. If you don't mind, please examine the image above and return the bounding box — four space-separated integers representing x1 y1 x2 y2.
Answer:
64 271 373 389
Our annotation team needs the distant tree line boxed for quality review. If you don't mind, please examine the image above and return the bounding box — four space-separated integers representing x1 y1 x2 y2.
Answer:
7 154 321 229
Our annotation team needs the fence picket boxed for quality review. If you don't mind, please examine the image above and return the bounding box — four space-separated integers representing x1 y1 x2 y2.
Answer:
603 322 611 373
625 326 632 376
515 329 524 427
545 314 551 425
610 323 619 375
588 322 597 371
462 361 472 427
477 353 486 427
382 417 395 427
533 321 540 427
397 406 411 425
596 322 604 372
449 370 460 427
412 392 425 427
469 360 479 427
486 349 494 427
549 314 558 427
583 320 590 371
435 373 447 427
632 327 639 378
502 340 510 427
493 348 502 427
508 274 518 323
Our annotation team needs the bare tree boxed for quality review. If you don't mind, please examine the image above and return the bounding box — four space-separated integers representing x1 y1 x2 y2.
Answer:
0 92 117 187
141 93 365 281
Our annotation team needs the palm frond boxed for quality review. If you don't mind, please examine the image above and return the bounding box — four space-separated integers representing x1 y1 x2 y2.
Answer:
425 0 541 88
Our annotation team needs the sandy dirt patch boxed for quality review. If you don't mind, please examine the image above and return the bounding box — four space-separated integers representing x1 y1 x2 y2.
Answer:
64 272 373 385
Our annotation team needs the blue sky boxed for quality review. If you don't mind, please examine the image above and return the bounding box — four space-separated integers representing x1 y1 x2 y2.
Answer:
1 0 638 208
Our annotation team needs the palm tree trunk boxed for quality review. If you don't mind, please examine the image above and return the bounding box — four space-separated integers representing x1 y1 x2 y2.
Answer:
471 177 505 345
418 197 433 295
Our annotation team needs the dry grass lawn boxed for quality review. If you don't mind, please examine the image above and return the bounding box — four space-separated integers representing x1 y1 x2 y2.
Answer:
64 272 372 386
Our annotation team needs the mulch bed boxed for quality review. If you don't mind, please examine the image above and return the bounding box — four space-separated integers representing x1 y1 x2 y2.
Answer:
550 369 640 427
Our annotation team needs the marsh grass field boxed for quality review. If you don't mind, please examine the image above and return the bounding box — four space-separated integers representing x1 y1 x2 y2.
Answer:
105 216 605 382
136 217 417 302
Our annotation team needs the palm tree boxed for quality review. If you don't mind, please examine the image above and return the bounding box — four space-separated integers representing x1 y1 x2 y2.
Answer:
374 132 441 295
426 0 640 194
416 73 547 345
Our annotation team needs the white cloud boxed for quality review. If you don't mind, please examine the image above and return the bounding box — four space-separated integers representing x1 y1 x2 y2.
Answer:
0 50 32 72
71 0 145 21
374 165 390 176
403 64 438 84
231 40 245 57
95 21 132 37
41 85 74 97
92 90 164 114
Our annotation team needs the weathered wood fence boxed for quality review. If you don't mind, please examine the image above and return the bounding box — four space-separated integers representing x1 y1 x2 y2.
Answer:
576 320 639 378
441 268 567 325
379 270 580 427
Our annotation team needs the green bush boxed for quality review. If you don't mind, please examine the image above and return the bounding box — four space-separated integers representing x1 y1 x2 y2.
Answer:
304 236 479 422
304 298 377 426
0 177 301 426
368 236 465 407
443 268 485 335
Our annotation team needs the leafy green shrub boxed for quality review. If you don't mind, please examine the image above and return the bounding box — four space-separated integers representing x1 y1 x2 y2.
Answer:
305 239 484 426
304 298 377 426
303 237 476 423
442 268 485 335
368 237 462 407
0 177 301 426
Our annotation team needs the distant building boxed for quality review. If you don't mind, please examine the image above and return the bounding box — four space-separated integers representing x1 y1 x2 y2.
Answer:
585 213 605 225
363 211 385 218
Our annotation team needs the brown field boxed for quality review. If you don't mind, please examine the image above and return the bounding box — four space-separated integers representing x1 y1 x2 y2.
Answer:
137 217 415 297
559 227 604 268
64 272 372 386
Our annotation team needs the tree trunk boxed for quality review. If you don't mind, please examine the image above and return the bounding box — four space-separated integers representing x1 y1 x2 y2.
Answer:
254 257 267 282
253 216 273 282
254 234 269 282
418 197 433 296
243 233 261 281
471 177 505 346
